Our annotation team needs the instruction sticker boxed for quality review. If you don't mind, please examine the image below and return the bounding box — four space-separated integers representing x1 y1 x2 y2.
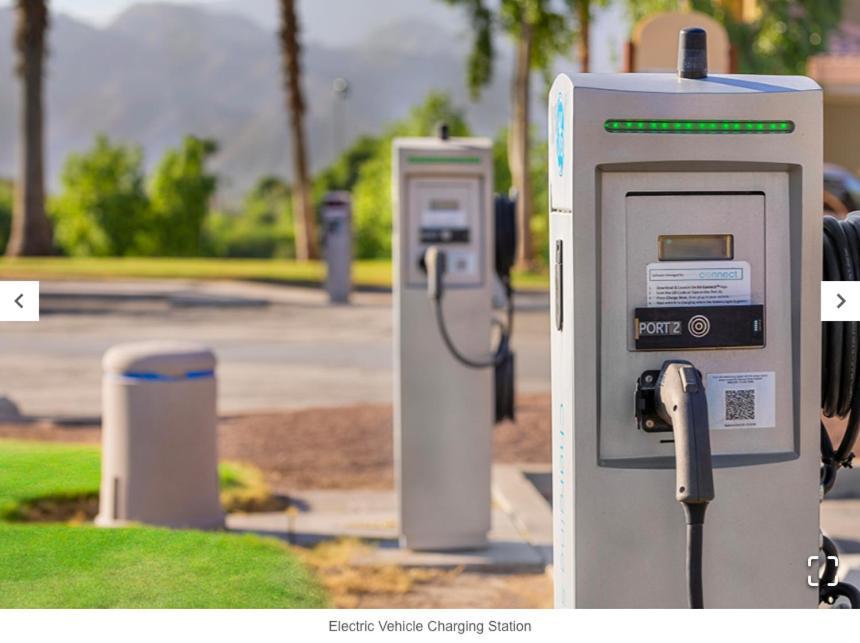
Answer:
706 372 775 429
646 261 751 308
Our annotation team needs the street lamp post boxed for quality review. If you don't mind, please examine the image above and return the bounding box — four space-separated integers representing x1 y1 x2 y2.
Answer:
332 77 350 158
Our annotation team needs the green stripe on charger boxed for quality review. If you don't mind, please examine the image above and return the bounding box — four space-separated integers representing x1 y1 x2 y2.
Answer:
407 156 482 164
604 119 794 134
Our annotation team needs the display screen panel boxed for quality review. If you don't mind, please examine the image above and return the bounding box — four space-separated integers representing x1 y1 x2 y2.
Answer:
658 234 734 261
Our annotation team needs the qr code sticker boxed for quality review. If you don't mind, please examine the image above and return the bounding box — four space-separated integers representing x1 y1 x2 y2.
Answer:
725 389 756 421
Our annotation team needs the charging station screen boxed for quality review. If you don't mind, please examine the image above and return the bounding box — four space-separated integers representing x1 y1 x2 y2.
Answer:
420 199 470 244
658 234 734 261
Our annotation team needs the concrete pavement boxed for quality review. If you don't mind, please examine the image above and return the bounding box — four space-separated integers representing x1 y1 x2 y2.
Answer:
227 463 552 572
0 280 550 418
227 461 860 583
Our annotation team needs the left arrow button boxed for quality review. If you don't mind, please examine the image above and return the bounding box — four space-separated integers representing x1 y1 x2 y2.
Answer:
0 282 38 321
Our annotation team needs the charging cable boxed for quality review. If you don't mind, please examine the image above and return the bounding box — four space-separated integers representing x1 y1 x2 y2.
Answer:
424 246 513 370
654 360 715 609
819 214 860 607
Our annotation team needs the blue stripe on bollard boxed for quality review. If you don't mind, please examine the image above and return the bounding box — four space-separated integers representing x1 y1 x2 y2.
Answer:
185 370 216 379
121 369 215 382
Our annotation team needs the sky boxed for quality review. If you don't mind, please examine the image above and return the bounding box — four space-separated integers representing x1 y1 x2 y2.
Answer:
0 0 627 71
0 0 213 26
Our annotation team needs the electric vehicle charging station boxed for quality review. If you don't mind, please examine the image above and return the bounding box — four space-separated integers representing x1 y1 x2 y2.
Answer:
393 129 514 551
322 191 352 304
549 29 823 608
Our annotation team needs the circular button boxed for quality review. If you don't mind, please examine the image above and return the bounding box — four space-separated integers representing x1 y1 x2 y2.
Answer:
688 315 711 338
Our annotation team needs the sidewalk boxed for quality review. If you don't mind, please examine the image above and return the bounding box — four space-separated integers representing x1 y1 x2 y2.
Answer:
227 464 553 573
224 460 860 583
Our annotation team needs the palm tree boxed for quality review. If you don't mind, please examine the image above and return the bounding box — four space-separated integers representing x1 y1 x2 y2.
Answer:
569 0 611 73
444 0 575 268
8 0 52 256
278 0 318 261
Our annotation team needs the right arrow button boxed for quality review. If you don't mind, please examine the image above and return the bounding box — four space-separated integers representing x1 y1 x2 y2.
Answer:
823 282 860 321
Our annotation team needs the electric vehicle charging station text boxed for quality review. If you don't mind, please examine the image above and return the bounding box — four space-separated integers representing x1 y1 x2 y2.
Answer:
549 30 822 607
392 134 496 551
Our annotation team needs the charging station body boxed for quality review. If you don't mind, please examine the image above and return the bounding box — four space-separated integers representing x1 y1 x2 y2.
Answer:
548 73 822 607
393 137 494 550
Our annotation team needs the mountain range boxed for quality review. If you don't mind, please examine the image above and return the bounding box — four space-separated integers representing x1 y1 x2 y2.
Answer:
0 2 525 202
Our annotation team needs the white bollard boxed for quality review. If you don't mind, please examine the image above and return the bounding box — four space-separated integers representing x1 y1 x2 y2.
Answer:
96 341 224 529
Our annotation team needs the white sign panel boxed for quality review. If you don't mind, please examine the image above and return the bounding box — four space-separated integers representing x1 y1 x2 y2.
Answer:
647 261 751 308
422 199 467 229
706 371 775 429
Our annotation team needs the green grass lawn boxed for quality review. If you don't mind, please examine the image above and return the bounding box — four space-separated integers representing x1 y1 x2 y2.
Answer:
0 439 261 520
0 439 328 607
0 523 328 608
0 440 101 521
0 256 549 290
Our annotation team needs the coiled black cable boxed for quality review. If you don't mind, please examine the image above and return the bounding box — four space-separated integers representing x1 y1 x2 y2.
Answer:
822 215 860 475
433 275 513 370
820 533 860 607
820 214 860 607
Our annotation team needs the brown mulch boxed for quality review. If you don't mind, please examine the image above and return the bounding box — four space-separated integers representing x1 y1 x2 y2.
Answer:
0 420 101 445
6 398 855 494
218 392 550 490
0 393 551 492
14 495 99 523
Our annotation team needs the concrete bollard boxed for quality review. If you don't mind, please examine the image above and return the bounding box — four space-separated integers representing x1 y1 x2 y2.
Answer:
96 341 224 530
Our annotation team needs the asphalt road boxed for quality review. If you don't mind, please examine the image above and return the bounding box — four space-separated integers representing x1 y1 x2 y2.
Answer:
0 280 550 419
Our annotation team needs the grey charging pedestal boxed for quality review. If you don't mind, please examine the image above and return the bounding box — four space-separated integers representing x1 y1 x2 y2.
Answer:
392 136 494 551
322 191 352 304
96 341 224 530
548 62 822 606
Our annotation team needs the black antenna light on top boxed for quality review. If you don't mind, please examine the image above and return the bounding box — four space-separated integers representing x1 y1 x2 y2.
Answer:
677 27 708 80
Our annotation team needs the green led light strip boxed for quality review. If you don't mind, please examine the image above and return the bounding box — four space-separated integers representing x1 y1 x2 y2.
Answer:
407 155 482 164
604 119 795 134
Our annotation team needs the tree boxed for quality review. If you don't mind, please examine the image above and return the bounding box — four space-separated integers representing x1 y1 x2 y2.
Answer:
0 180 13 252
626 0 842 75
568 0 612 72
717 0 841 74
7 0 52 256
50 135 150 257
313 135 379 205
278 0 318 261
493 128 550 265
444 0 575 268
205 176 296 259
148 136 218 257
352 93 470 259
